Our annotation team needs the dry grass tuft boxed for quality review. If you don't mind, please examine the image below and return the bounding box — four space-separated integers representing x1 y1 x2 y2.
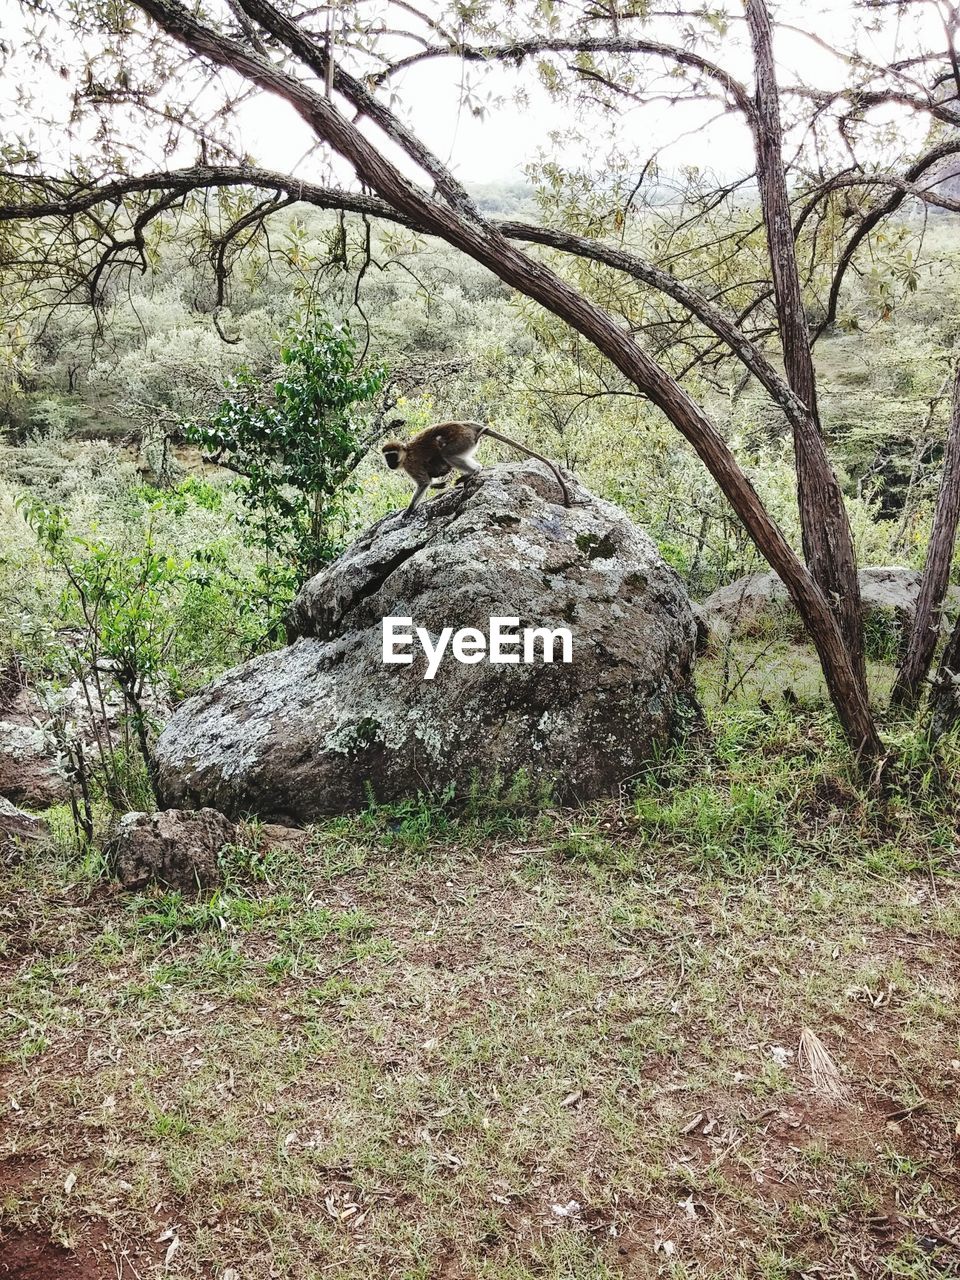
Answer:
799 1025 853 1106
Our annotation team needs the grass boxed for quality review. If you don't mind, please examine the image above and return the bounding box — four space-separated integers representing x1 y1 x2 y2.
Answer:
2 688 960 1278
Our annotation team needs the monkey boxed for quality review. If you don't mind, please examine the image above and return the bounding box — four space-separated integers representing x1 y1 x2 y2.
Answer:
381 420 572 520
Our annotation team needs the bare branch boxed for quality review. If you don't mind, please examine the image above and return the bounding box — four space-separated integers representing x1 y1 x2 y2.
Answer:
1 165 802 421
372 35 755 117
233 0 484 220
809 141 960 338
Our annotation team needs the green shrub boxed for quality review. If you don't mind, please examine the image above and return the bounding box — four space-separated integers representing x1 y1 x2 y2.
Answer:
185 318 386 602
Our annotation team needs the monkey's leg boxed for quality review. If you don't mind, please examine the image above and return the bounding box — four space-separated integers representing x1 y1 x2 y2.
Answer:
449 454 483 487
426 478 453 505
401 482 430 520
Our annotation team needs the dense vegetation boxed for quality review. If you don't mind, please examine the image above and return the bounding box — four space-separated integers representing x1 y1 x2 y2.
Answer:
1 197 959 842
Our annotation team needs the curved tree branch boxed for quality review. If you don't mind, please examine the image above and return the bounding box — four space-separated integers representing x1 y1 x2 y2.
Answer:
372 35 755 117
0 165 805 421
497 219 807 420
0 168 399 224
807 141 960 339
784 83 960 127
233 0 484 221
809 172 960 213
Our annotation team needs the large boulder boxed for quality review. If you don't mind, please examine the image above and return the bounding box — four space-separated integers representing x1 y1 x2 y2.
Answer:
699 566 959 640
155 462 697 822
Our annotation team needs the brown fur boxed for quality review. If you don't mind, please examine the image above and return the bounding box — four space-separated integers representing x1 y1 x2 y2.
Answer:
381 421 570 519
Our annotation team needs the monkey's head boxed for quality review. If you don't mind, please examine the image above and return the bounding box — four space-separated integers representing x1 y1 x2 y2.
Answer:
381 441 405 471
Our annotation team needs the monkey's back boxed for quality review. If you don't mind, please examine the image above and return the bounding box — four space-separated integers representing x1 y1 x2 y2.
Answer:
413 422 480 478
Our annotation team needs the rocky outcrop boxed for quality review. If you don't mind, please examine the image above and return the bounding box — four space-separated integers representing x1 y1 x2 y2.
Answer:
155 461 697 822
0 680 69 809
105 807 236 892
699 566 957 640
0 664 169 811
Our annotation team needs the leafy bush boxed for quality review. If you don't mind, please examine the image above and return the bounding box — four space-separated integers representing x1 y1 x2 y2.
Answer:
185 318 386 597
12 482 287 842
17 497 182 825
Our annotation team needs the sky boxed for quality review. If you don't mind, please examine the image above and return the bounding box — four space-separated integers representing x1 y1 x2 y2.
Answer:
0 0 942 187
240 61 753 185
221 3 832 185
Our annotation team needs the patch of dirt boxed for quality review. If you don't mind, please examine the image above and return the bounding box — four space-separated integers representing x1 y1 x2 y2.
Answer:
0 1154 49 1198
0 1141 147 1280
0 1231 93 1280
0 1226 147 1280
797 772 865 827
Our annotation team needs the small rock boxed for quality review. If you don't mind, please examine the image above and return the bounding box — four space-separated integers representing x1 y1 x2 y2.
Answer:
551 1200 581 1218
258 822 309 852
105 808 236 892
0 796 45 850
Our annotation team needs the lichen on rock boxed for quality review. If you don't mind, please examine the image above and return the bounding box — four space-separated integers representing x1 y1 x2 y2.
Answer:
155 461 697 822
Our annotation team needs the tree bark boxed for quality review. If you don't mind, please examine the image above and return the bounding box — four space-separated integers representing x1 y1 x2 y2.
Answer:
892 362 960 710
745 0 867 694
929 611 960 738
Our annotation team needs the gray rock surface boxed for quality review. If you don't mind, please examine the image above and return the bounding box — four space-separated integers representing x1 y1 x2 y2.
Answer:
155 461 697 821
0 683 69 809
0 665 170 811
699 566 958 638
106 807 236 892
0 796 45 850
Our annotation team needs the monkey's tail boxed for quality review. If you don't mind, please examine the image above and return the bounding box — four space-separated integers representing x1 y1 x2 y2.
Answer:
479 426 572 508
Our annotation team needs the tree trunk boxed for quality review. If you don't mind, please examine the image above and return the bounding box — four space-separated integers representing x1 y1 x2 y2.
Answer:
929 611 960 738
745 0 867 694
892 362 960 710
